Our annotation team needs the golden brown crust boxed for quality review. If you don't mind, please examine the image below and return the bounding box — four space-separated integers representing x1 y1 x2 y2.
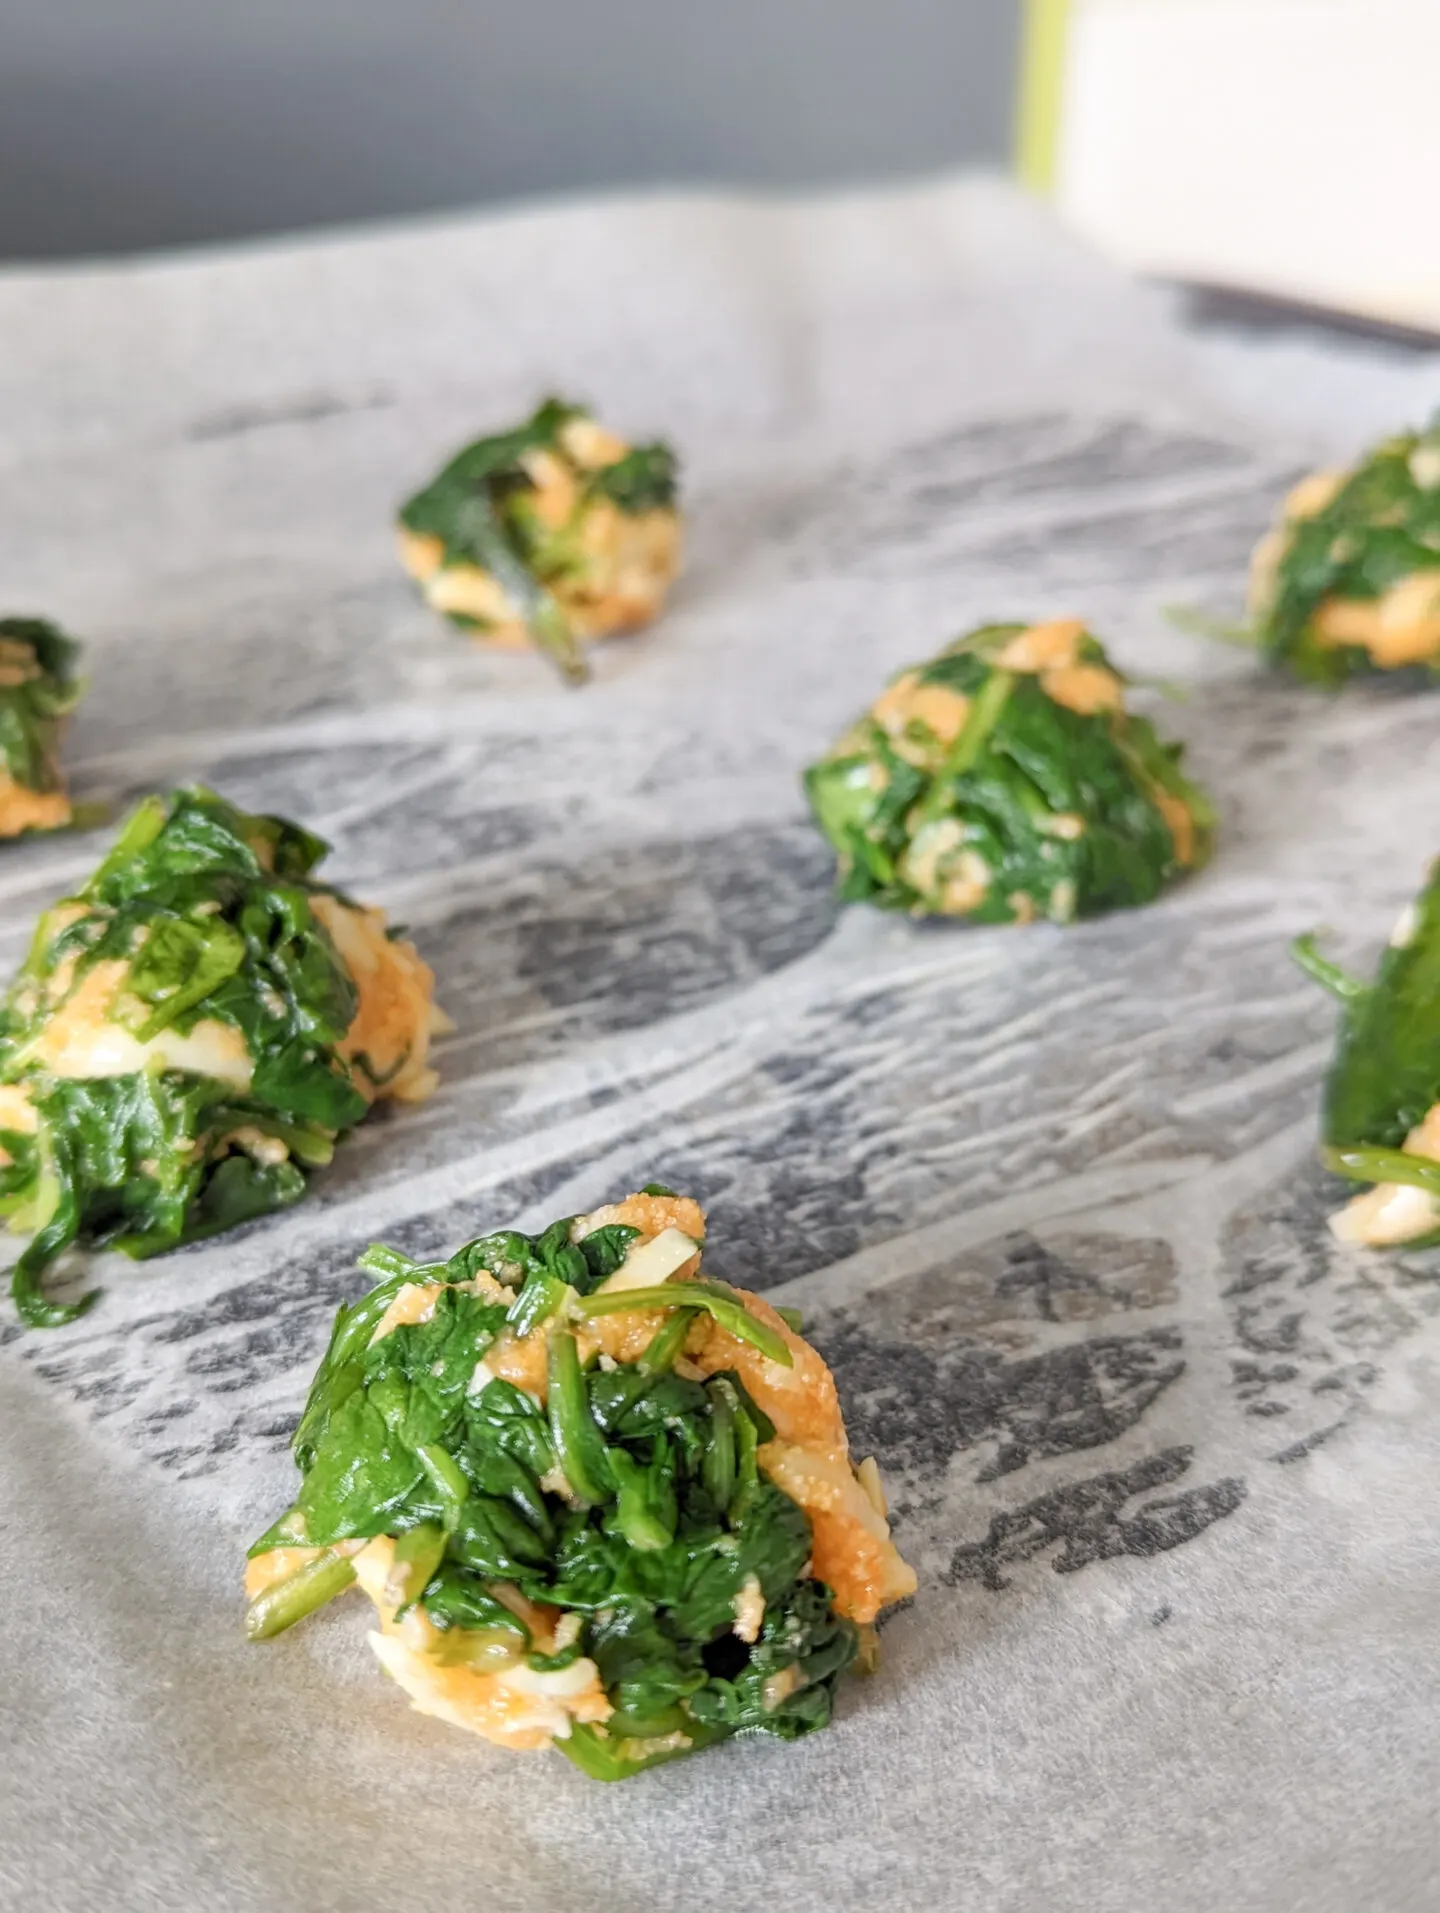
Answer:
0 770 71 839
310 894 441 1106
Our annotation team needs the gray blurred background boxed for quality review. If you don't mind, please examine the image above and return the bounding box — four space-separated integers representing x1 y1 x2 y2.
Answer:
0 0 1021 259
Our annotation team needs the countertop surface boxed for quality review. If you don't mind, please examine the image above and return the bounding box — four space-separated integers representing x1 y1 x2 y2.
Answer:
1 175 1438 1913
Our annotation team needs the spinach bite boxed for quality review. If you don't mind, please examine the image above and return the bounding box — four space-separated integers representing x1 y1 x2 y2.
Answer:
245 1189 916 1779
1249 422 1440 682
397 398 681 684
0 786 442 1327
803 619 1213 923
0 616 83 838
1297 862 1440 1247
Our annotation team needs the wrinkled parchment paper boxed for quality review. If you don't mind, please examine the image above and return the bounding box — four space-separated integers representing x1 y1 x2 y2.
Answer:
2 176 1439 1913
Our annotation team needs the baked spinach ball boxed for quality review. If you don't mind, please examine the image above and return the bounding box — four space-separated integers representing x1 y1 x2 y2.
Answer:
0 616 83 837
245 1189 916 1779
0 787 442 1326
804 620 1213 923
398 398 681 684
1298 861 1440 1247
1249 421 1440 683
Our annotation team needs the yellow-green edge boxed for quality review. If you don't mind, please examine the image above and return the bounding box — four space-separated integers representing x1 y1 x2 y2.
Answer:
1014 0 1072 194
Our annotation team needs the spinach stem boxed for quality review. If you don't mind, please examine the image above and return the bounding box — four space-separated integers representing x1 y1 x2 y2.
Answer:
916 668 1015 825
528 598 590 688
387 1522 448 1608
245 1548 357 1641
1323 1144 1440 1199
578 1281 793 1368
1291 933 1368 1004
702 1380 736 1511
416 1445 470 1527
1162 603 1259 649
547 1330 613 1504
639 1307 695 1374
729 1403 761 1525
